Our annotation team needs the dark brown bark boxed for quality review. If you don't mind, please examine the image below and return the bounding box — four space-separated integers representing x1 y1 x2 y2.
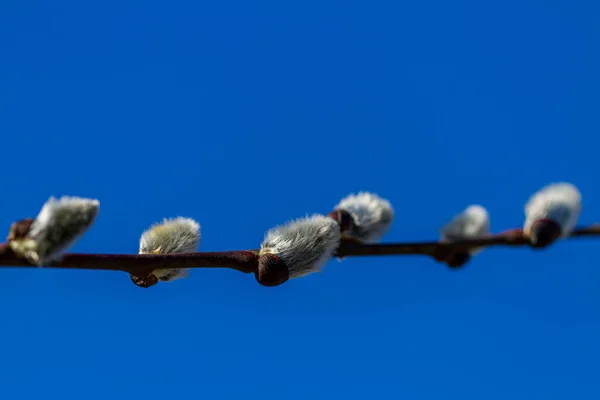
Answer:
0 244 258 274
0 224 597 274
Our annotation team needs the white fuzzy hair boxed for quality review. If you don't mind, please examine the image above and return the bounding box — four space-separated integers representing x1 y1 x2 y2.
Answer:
524 183 582 236
25 196 99 265
334 192 394 243
139 217 201 282
440 205 490 254
260 214 341 278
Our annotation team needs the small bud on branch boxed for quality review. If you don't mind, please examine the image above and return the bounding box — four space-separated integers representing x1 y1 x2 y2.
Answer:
330 192 394 243
524 183 582 248
257 214 341 286
436 205 491 269
8 196 99 265
132 217 201 287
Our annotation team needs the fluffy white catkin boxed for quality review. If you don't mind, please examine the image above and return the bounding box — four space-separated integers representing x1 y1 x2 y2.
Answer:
524 182 582 236
24 196 99 265
334 192 394 243
139 217 201 282
440 205 490 254
260 214 341 278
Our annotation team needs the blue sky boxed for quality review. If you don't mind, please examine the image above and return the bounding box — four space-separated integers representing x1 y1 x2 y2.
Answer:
1 0 599 398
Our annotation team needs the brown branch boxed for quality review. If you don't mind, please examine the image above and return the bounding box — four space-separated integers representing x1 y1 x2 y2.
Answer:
570 223 600 236
0 224 598 276
0 244 258 275
336 230 527 257
336 224 600 258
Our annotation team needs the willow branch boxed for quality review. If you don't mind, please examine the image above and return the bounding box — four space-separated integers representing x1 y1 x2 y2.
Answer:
337 224 600 257
0 244 258 275
336 230 527 257
0 223 599 274
570 223 600 236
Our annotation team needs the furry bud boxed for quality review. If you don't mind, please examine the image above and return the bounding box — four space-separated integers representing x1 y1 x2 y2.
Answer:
524 183 581 248
260 214 341 279
440 205 490 251
333 192 394 243
136 217 201 283
10 196 99 265
437 205 490 268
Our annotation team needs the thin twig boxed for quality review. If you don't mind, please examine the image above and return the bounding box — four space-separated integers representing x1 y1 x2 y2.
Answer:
0 223 597 274
0 244 258 274
337 230 527 257
570 223 600 236
337 224 600 258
